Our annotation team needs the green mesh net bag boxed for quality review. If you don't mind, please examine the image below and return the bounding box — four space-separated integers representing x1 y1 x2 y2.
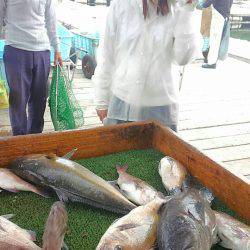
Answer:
49 66 84 131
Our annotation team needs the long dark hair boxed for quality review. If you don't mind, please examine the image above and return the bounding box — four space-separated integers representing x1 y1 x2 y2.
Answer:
143 0 169 19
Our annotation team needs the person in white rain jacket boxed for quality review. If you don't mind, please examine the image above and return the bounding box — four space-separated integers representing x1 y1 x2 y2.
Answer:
93 0 200 132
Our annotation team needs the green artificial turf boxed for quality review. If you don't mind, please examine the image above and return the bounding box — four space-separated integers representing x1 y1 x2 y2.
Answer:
0 149 245 249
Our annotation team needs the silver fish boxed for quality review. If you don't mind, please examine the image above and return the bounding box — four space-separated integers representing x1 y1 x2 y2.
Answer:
215 211 250 250
96 197 166 250
158 156 188 194
0 168 47 197
9 154 136 214
42 201 68 250
0 215 40 249
157 188 217 250
115 164 165 205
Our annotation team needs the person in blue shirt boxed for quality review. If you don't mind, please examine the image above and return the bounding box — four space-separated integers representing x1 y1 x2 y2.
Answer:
197 0 233 69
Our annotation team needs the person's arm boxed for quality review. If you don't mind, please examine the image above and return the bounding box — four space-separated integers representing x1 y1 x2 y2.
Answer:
0 0 6 38
93 2 117 120
172 6 200 66
45 0 62 65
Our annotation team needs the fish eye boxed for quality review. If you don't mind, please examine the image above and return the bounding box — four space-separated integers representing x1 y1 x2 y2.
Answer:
114 245 123 250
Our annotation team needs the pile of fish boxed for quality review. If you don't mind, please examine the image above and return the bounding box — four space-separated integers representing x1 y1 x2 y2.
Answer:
0 201 67 250
0 150 249 249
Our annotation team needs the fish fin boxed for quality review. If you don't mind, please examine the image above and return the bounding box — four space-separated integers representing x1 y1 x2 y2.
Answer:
169 187 181 196
54 187 134 214
108 180 118 187
117 223 141 231
183 175 214 203
45 154 57 160
0 214 15 220
158 161 162 173
116 163 129 173
34 187 52 199
181 177 190 190
108 181 132 201
199 188 214 203
158 203 165 215
63 148 78 159
110 218 120 227
4 188 20 193
54 188 70 203
26 230 37 241
61 241 69 250
187 201 204 222
157 191 166 199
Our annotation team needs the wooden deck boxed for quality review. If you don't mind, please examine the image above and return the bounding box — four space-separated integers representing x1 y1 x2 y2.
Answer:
1 56 250 181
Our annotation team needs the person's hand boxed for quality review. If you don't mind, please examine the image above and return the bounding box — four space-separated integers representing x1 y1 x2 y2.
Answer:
54 51 63 66
96 109 108 123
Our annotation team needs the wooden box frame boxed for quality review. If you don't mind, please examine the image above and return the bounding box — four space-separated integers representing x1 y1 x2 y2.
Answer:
0 121 249 221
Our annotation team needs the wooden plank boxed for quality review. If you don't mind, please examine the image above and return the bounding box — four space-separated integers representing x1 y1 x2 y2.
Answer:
152 122 250 221
180 98 250 112
188 133 250 150
179 118 250 131
223 159 250 176
179 122 250 140
0 122 154 168
203 144 250 162
179 103 250 121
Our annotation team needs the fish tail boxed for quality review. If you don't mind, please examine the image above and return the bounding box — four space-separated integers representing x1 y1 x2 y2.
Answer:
31 186 52 198
26 230 37 242
115 163 129 173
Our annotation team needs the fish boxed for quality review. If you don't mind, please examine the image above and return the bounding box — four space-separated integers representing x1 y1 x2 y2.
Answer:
96 197 166 250
158 156 187 194
115 164 165 205
0 215 40 249
183 174 215 203
157 188 217 250
0 168 48 197
9 153 136 214
214 211 250 250
42 201 68 250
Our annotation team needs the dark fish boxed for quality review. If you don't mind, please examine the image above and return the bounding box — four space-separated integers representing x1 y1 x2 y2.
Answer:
157 188 217 250
42 201 68 250
9 154 136 214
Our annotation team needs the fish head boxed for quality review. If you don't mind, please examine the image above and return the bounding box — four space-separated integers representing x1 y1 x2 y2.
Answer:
42 201 68 249
160 213 200 249
9 154 62 188
159 156 174 174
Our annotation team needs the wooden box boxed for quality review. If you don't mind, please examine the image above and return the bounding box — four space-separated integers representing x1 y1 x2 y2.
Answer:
0 121 249 221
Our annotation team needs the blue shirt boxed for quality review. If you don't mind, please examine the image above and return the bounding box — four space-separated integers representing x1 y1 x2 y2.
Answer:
202 0 233 18
0 0 59 51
